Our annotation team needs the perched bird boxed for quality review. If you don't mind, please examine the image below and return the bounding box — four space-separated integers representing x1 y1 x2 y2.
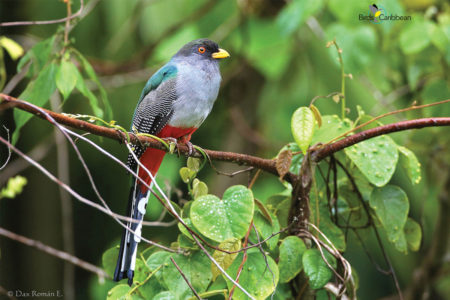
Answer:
114 39 230 285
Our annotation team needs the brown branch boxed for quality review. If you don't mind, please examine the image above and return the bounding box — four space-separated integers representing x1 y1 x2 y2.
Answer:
0 93 288 181
311 118 450 162
0 226 108 279
2 93 449 183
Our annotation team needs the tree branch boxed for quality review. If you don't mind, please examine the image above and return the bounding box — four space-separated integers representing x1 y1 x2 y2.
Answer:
0 93 287 180
311 118 450 162
2 93 450 183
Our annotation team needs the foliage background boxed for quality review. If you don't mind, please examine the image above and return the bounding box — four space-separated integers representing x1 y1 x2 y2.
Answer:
0 0 449 299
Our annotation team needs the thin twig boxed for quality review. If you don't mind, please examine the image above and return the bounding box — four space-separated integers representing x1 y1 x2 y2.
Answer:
228 220 253 299
0 0 84 27
63 0 72 49
0 226 107 279
170 257 202 300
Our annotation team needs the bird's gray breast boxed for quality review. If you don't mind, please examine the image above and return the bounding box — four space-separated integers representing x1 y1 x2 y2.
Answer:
169 59 221 128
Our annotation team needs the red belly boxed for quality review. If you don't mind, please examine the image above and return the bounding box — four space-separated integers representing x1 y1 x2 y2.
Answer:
138 125 197 192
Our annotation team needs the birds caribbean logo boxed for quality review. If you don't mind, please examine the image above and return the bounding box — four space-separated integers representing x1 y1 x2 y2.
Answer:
369 4 386 24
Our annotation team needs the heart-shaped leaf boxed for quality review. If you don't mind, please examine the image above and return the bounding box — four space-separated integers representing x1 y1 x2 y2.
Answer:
190 185 254 242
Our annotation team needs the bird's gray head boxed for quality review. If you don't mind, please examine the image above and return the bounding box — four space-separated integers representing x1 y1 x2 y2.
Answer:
173 39 230 62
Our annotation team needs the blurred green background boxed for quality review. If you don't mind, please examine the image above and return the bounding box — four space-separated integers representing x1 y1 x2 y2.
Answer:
0 0 449 299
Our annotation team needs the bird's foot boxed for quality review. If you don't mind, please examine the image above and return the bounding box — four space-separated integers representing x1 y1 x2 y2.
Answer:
164 137 179 155
184 141 194 156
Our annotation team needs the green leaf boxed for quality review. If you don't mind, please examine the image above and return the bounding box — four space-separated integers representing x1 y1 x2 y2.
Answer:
102 246 119 278
311 115 352 145
179 167 196 183
251 209 280 250
163 251 212 299
0 37 24 60
0 176 27 199
303 249 336 289
56 59 78 100
400 17 431 54
226 249 279 300
75 68 104 117
17 35 55 76
13 62 58 144
398 146 422 185
190 185 254 242
187 157 200 173
291 107 315 154
344 135 399 187
106 284 131 300
404 218 422 252
211 238 241 280
370 185 409 243
277 0 323 36
192 179 208 199
72 49 113 119
278 236 307 283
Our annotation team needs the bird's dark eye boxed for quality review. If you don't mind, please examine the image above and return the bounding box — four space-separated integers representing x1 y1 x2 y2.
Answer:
198 46 206 54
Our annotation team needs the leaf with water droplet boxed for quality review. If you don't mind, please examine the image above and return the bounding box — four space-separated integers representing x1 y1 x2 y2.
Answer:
398 146 421 185
190 185 254 242
345 135 399 187
311 115 352 145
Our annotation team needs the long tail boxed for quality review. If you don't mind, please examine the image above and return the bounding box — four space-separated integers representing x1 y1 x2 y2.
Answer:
113 148 166 285
113 178 149 285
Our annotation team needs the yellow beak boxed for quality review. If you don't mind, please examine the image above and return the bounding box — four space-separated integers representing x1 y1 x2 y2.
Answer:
212 48 230 59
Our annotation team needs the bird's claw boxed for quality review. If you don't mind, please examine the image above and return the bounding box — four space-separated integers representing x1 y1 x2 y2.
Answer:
164 137 178 155
184 141 194 156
